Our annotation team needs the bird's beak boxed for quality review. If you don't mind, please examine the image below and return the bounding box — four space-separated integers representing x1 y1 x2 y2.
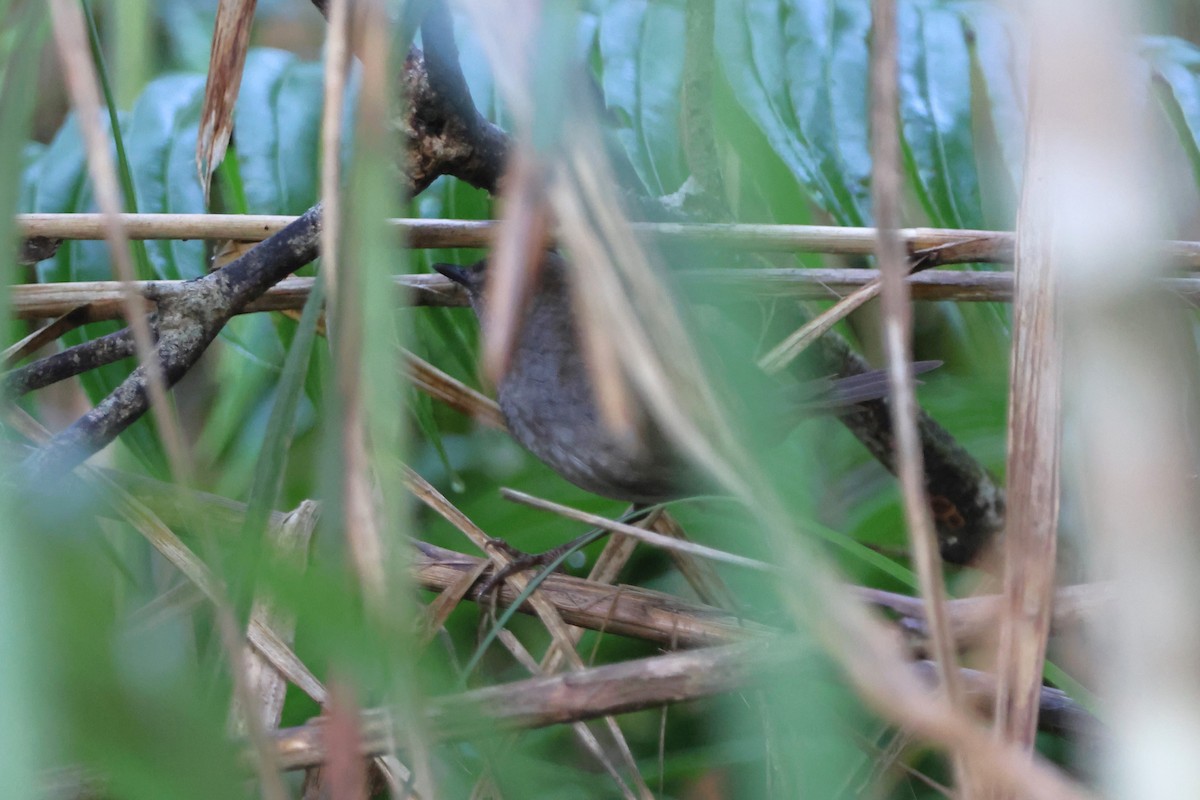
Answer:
433 262 471 287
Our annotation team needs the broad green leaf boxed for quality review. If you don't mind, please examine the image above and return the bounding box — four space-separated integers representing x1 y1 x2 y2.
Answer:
716 0 1008 230
716 0 870 224
26 116 87 234
597 0 689 195
83 0 155 286
234 50 327 215
1144 36 1200 188
959 1 1026 192
157 0 217 73
122 74 207 279
782 0 873 222
18 142 43 212
898 1 982 228
23 112 163 469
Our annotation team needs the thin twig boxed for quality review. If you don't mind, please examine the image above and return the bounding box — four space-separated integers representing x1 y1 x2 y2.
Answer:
492 631 641 800
403 465 652 798
868 0 969 793
47 0 191 484
20 267 1200 325
401 347 504 428
856 584 1112 649
757 279 882 374
500 489 773 573
15 212 1200 267
2 306 90 366
16 18 522 480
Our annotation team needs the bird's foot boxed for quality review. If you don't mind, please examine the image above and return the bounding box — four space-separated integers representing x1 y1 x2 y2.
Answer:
474 534 599 602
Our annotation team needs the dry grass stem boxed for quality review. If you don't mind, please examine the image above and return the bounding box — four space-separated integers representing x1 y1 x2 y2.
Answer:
268 641 1097 780
15 212 1200 266
77 463 1098 784
1042 1 1200 797
494 630 646 800
990 7 1065 759
195 0 256 200
552 171 642 442
34 458 315 709
461 512 657 799
321 682 370 800
858 583 1113 649
402 465 649 788
402 348 506 428
323 0 391 611
552 128 748 500
232 502 319 733
416 542 755 647
500 489 772 572
868 1 969 792
649 511 740 610
272 640 762 769
757 279 882 374
536 508 662 677
26 267 1200 327
46 0 191 483
481 148 553 385
90 467 289 799
319 0 350 333
404 466 586 648
2 306 89 366
419 559 490 648
277 314 502 429
88 471 752 648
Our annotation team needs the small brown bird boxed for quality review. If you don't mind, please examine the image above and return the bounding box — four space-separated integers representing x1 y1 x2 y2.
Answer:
435 252 924 505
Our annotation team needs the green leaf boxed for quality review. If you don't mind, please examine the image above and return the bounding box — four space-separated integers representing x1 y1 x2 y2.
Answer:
23 115 86 223
1144 36 1200 188
121 74 207 278
412 174 489 380
959 1 1026 191
409 385 463 492
233 274 325 617
716 0 870 224
597 0 689 194
898 1 982 228
234 50 327 215
157 0 216 72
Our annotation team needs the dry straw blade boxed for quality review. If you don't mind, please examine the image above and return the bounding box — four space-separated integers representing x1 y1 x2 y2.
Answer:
196 0 257 202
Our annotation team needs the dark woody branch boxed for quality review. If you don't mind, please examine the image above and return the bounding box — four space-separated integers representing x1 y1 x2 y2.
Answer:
7 326 136 396
813 332 1005 565
23 205 324 481
403 1 508 194
268 642 1098 771
308 0 508 196
17 2 505 482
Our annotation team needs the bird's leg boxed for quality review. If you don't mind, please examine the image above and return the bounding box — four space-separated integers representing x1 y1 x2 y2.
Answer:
474 505 653 602
474 530 609 603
